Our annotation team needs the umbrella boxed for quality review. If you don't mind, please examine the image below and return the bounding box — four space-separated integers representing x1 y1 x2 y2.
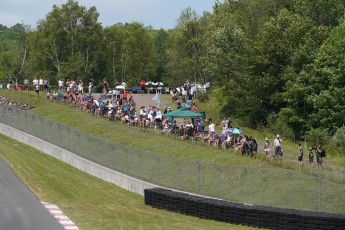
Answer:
155 82 164 86
228 127 243 135
115 85 125 90
145 81 154 86
88 78 97 84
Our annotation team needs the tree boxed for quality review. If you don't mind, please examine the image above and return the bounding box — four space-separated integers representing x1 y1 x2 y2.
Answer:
102 23 157 85
31 0 102 83
292 0 345 27
165 8 210 87
0 23 29 83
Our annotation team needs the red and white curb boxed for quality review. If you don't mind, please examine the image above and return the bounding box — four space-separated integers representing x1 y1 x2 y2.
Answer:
42 202 79 230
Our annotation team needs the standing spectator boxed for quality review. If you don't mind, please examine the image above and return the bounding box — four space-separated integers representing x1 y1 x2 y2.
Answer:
39 78 44 91
66 79 70 91
226 117 232 129
43 79 49 92
274 134 282 159
88 82 93 94
77 80 83 94
115 89 120 100
123 91 128 101
309 148 314 165
58 79 64 91
298 143 303 166
221 117 226 128
208 120 215 137
23 78 29 90
33 78 39 88
140 80 145 93
35 84 40 97
316 144 324 169
102 79 108 94
264 138 271 158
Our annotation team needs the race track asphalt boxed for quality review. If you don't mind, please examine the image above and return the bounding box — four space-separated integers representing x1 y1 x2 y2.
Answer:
0 156 64 230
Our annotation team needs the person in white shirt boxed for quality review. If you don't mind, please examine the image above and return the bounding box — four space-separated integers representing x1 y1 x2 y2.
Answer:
39 78 44 91
33 78 39 86
58 79 64 91
274 134 282 159
78 81 83 94
88 82 93 94
209 121 215 137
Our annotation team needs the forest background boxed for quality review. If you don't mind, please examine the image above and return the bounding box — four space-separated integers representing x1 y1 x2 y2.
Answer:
2 0 345 145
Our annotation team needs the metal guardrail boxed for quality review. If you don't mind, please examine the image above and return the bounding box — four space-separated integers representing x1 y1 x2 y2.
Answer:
1 110 344 214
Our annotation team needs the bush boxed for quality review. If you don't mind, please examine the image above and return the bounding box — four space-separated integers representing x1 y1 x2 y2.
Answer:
305 128 329 147
195 90 209 102
267 113 294 140
332 126 345 147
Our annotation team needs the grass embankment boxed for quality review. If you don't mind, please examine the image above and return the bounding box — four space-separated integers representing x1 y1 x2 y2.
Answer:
0 90 255 166
1 89 343 171
1 90 345 215
0 134 253 230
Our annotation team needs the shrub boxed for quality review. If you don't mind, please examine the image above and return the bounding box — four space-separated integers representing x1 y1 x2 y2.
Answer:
331 126 345 147
196 89 209 102
305 128 329 147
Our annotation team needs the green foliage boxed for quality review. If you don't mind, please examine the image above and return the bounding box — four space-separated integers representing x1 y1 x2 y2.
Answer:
267 113 294 140
305 128 329 147
195 89 209 102
32 0 103 82
3 0 345 141
332 126 345 147
0 23 28 82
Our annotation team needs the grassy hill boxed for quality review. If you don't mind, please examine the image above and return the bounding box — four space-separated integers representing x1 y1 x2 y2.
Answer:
1 89 345 215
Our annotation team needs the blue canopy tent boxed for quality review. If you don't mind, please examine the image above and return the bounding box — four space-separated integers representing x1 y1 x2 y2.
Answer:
162 108 205 120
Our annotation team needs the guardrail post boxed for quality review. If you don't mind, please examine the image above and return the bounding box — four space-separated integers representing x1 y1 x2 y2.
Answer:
58 124 62 144
316 172 321 212
49 121 52 141
112 144 116 170
68 127 71 149
288 172 294 209
138 151 143 180
25 112 28 130
260 170 267 206
174 157 181 190
76 132 80 155
125 147 129 175
242 167 248 204
195 161 201 194
153 153 160 184
41 117 44 138
32 114 35 134
217 164 224 199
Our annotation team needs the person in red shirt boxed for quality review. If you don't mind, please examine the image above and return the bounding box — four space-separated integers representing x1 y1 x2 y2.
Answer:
140 80 145 93
191 103 198 112
123 91 128 100
129 92 133 100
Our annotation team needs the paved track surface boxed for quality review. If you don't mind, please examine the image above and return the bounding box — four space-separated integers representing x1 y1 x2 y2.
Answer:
0 156 64 230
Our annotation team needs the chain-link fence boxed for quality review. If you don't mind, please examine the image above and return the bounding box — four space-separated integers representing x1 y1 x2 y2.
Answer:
1 110 345 214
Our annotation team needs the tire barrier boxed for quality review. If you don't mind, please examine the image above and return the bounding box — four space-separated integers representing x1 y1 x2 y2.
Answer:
144 188 345 230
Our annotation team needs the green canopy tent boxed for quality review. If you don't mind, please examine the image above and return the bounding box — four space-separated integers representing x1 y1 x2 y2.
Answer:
162 108 205 120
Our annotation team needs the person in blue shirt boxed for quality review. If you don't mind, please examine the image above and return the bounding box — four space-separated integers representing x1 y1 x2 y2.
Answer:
185 101 191 110
132 85 137 94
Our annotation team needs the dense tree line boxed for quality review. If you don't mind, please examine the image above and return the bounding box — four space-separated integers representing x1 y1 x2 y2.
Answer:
1 0 345 141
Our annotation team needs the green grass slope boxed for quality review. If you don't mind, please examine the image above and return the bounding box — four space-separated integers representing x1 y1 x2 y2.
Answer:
0 134 254 230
